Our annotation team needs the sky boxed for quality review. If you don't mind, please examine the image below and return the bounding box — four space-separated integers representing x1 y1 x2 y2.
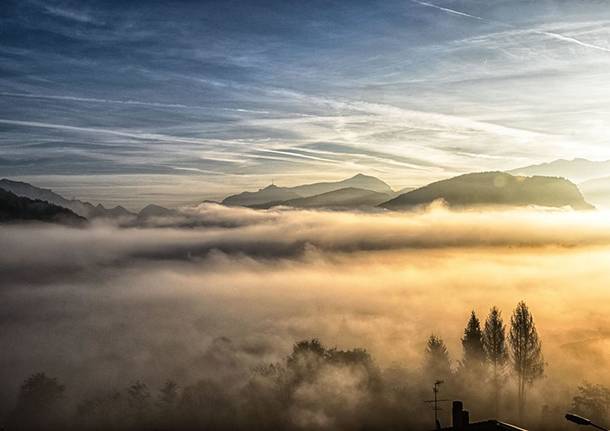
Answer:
1 0 610 205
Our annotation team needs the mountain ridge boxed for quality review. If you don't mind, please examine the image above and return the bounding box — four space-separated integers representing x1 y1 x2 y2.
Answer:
222 174 393 207
381 172 593 211
0 178 136 219
508 158 610 183
253 187 392 209
0 189 86 225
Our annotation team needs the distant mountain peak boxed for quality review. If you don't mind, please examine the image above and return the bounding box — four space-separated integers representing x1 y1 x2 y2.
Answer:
222 174 393 207
508 158 610 183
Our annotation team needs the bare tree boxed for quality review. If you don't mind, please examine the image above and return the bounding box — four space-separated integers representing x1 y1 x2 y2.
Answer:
509 301 544 422
483 306 508 417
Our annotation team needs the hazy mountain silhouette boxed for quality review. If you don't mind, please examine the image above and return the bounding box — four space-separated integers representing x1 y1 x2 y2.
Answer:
290 173 393 197
0 189 86 225
380 172 594 210
579 176 610 208
508 158 610 183
222 184 302 207
222 174 393 207
137 204 178 220
0 179 135 219
255 187 392 209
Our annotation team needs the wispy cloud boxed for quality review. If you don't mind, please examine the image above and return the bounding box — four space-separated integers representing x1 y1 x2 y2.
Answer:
411 0 610 53
0 92 271 114
41 4 97 24
2 0 610 203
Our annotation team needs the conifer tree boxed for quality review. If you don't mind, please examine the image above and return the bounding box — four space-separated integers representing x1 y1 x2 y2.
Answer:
483 306 508 417
462 311 485 370
424 334 452 379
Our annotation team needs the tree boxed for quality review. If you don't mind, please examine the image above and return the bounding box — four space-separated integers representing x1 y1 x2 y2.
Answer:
9 372 66 430
424 334 451 379
483 306 509 417
126 380 152 426
286 338 327 383
462 311 485 370
158 380 179 408
509 301 544 421
572 383 610 425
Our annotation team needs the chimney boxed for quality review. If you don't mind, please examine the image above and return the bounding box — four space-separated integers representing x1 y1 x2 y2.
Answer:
462 410 470 428
452 401 464 430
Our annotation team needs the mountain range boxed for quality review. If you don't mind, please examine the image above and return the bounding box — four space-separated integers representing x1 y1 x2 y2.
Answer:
251 187 392 209
222 174 395 207
225 171 593 211
0 165 601 225
0 179 135 219
0 179 180 224
0 189 86 225
507 158 610 208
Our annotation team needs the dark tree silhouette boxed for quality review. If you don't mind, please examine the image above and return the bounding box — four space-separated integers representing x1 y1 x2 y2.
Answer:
9 372 66 430
462 311 485 370
158 380 179 408
76 391 124 430
286 338 327 383
424 334 452 379
509 301 544 421
572 383 610 425
126 380 152 427
483 306 509 417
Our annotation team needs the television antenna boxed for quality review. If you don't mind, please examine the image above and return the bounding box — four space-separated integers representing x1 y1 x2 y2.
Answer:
424 380 450 430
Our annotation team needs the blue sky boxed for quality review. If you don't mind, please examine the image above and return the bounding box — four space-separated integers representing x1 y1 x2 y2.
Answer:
1 0 610 206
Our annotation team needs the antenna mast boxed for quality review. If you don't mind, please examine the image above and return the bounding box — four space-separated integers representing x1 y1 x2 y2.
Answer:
424 380 449 429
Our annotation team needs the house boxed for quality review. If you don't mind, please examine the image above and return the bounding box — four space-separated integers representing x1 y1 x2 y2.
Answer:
438 401 527 431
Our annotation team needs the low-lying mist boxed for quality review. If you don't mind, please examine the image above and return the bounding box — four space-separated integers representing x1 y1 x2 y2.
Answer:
2 204 610 430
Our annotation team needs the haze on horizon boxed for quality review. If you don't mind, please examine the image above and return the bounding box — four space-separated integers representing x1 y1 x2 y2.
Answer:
2 0 610 206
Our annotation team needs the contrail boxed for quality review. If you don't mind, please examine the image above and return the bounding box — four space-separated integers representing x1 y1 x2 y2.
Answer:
411 0 483 20
0 92 271 114
411 0 610 53
536 30 610 53
0 118 219 145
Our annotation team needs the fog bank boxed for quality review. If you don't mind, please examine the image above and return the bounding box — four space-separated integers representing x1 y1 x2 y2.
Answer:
1 205 610 428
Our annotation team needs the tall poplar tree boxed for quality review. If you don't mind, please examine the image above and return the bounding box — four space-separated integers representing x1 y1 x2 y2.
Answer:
509 301 544 422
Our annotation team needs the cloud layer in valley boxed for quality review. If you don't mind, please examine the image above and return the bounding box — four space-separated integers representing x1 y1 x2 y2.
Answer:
2 206 610 426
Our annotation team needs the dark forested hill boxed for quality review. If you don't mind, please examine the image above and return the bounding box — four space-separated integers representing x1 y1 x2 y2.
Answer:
380 172 594 210
0 179 135 219
0 189 87 225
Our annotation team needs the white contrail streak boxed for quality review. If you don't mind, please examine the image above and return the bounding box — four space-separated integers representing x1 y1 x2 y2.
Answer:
536 30 610 53
411 0 610 53
0 118 224 146
411 0 483 20
0 92 271 114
